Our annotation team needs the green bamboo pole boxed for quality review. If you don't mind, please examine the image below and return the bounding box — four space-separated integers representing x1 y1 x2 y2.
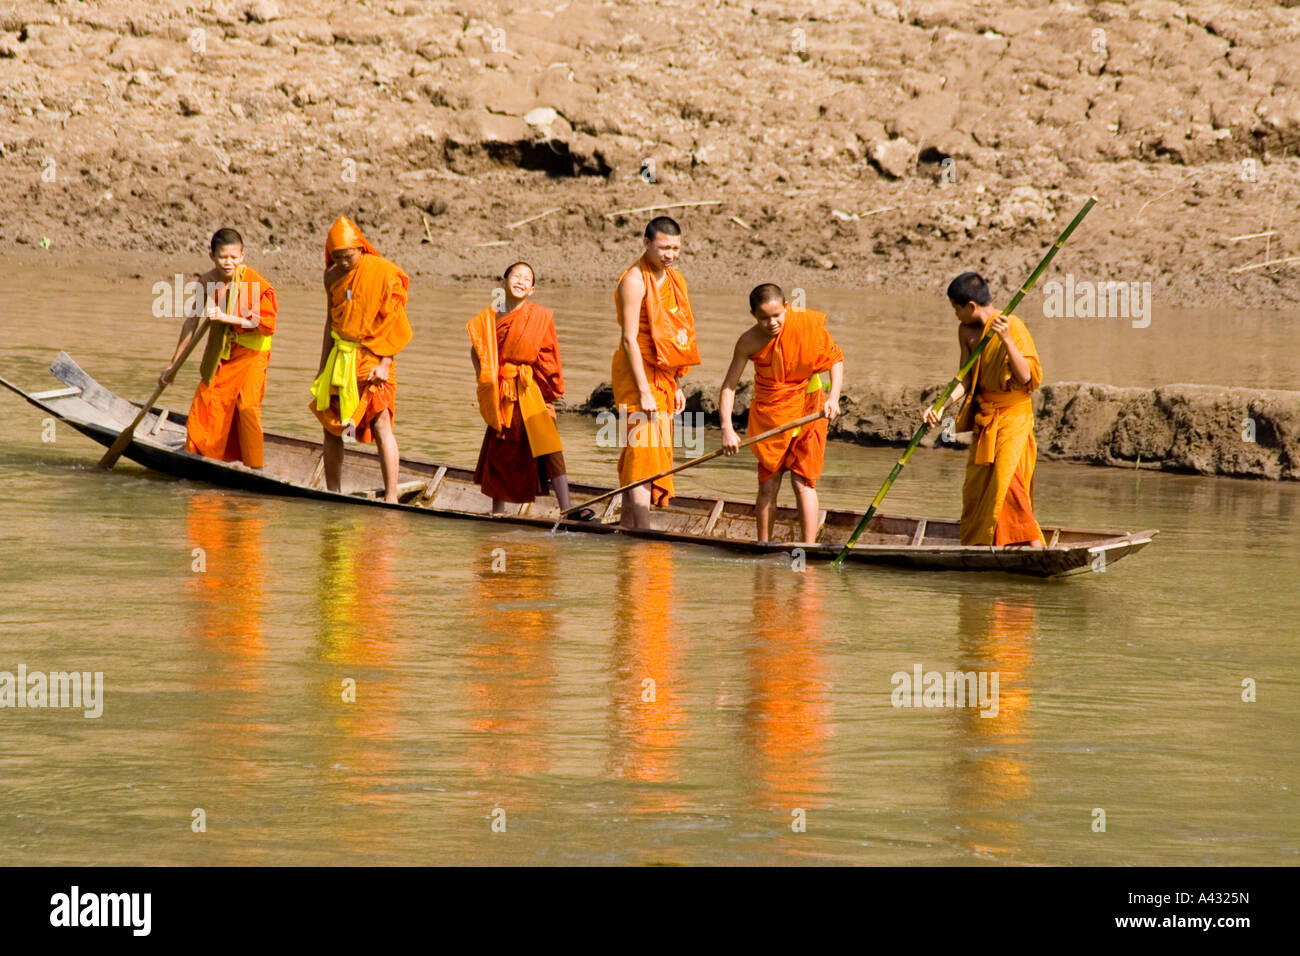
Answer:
831 196 1097 569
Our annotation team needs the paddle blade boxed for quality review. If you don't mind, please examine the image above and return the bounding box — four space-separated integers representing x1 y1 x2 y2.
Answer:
96 417 142 470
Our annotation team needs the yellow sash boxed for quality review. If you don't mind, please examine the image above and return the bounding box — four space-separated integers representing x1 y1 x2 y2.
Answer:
500 363 563 457
309 331 361 425
233 329 272 351
785 372 830 438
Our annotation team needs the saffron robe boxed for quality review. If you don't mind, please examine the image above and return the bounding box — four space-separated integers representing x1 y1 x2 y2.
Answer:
310 219 412 444
955 312 1045 546
611 258 699 506
469 301 566 503
747 308 843 487
184 265 276 468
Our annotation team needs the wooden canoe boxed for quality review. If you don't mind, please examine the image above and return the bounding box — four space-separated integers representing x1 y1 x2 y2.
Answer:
0 353 1157 577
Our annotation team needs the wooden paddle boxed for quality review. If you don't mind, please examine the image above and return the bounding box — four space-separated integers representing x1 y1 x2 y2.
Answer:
96 315 214 470
551 409 827 530
830 196 1097 569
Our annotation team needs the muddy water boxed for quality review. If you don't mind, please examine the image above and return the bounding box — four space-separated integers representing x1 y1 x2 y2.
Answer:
1 264 1296 864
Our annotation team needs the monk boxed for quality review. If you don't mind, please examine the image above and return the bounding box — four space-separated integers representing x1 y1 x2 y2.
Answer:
923 272 1045 547
468 262 590 517
720 284 844 543
160 228 276 468
309 217 413 503
612 216 701 528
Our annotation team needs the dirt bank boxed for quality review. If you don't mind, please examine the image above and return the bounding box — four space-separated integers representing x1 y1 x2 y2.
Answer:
570 379 1300 480
2 0 1299 310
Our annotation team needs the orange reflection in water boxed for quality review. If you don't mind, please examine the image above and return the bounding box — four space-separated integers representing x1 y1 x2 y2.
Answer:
183 492 275 860
743 564 832 812
465 537 558 783
949 592 1037 859
186 492 268 696
316 514 406 814
608 542 686 803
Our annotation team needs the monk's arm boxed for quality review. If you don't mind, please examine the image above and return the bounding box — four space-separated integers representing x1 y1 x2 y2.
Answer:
718 338 751 454
164 268 218 367
995 319 1033 387
368 288 407 383
249 284 276 335
616 272 657 412
825 360 844 421
531 318 564 402
957 326 979 402
922 330 972 426
470 348 481 377
318 309 333 372
159 315 201 385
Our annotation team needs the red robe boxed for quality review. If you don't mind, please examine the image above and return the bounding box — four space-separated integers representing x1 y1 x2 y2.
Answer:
471 302 566 503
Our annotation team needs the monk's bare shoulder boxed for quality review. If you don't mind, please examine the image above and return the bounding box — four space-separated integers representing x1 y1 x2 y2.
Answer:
617 268 644 298
958 322 982 349
738 326 770 357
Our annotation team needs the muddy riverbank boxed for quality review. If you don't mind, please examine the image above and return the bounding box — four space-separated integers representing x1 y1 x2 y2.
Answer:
3 0 1299 309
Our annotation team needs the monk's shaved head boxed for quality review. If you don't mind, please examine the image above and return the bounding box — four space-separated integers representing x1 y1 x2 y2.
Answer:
503 261 535 284
645 216 681 240
947 272 991 307
210 227 243 253
749 283 784 313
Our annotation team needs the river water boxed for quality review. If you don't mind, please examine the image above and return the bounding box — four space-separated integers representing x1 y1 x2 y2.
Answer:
1 262 1296 864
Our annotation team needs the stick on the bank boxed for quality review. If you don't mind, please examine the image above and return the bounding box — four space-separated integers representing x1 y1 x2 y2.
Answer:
603 200 722 220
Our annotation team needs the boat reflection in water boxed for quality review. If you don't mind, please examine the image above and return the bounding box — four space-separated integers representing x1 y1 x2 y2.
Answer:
743 562 831 838
947 590 1037 860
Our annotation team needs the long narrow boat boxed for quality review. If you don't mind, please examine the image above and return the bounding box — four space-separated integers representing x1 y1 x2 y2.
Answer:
2 353 1156 576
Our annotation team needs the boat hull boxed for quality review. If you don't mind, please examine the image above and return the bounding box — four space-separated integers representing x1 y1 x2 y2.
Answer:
0 353 1157 577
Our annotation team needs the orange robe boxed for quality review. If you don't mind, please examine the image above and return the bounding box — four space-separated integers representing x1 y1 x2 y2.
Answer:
469 301 566 503
747 308 843 487
611 257 700 506
956 312 1045 546
185 266 276 468
310 220 412 444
